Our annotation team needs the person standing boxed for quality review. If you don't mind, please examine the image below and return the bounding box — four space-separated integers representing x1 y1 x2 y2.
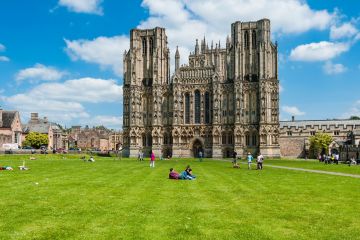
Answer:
247 152 253 170
257 153 264 170
233 151 238 165
198 151 203 162
150 151 155 168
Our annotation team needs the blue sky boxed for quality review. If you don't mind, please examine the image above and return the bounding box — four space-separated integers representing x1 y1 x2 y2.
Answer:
0 0 359 129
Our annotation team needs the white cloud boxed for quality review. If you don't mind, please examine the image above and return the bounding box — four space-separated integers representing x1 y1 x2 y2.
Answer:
0 43 5 52
15 64 65 83
138 0 335 72
282 106 305 116
323 61 347 75
4 77 123 124
64 36 129 77
279 84 284 93
341 100 360 119
58 0 103 15
330 22 358 40
0 56 9 62
289 41 350 61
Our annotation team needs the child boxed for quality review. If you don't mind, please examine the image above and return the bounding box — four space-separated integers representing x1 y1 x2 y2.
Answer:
150 151 155 167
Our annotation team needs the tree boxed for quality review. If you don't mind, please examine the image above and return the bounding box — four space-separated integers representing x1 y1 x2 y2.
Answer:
349 116 360 120
309 133 333 158
22 132 49 149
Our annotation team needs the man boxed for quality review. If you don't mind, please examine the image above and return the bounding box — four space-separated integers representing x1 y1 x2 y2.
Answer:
198 151 203 162
247 152 253 170
233 151 238 164
257 153 264 170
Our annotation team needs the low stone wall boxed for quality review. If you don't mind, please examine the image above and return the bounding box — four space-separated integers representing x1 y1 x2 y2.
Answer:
279 137 305 158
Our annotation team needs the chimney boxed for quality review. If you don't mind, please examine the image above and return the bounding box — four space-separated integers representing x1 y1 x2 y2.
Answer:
30 113 39 123
44 117 48 124
0 108 3 127
292 116 295 122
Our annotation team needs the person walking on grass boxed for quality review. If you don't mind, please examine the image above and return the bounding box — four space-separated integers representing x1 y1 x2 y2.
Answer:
247 152 253 170
150 151 155 168
257 153 264 170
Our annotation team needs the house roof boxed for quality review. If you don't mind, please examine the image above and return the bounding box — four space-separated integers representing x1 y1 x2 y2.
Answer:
0 111 17 128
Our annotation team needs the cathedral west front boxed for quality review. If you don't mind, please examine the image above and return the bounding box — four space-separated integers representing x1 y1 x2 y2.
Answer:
123 19 280 158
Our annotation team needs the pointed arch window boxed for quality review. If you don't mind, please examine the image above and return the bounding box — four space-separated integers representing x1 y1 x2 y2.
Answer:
194 90 201 124
244 31 249 49
252 30 256 49
149 38 153 55
142 38 147 55
205 92 210 124
185 93 190 124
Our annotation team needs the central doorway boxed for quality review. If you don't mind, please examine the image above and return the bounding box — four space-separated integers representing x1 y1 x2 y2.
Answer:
192 139 204 158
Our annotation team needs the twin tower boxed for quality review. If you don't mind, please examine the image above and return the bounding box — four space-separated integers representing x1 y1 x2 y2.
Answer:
123 19 280 158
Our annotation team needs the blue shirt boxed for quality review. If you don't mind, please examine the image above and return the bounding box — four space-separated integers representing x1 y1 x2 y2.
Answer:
247 155 253 162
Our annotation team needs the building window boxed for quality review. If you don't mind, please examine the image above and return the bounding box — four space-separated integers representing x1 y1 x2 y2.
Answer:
252 30 256 49
149 38 153 55
194 90 201 124
252 134 257 146
185 93 190 124
334 131 340 136
310 131 316 136
244 31 249 49
245 134 250 146
205 92 210 124
142 38 147 55
222 133 227 145
228 134 233 145
287 131 292 136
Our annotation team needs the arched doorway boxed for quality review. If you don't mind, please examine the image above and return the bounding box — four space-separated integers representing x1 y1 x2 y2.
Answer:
192 139 204 158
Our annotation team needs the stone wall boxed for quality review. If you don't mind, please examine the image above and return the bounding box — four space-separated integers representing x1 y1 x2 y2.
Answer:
279 137 305 158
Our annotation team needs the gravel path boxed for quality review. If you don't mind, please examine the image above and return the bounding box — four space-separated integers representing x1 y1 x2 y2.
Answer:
213 159 360 179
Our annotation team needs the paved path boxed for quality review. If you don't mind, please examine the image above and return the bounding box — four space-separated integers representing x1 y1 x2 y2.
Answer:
212 159 360 179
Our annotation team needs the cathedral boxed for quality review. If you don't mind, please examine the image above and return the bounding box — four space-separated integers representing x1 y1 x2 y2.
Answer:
123 19 280 158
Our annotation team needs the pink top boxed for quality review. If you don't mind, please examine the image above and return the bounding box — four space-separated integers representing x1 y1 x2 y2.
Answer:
150 153 155 161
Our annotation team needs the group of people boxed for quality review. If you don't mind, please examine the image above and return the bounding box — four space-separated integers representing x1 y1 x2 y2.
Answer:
232 151 264 170
169 165 196 180
318 153 340 165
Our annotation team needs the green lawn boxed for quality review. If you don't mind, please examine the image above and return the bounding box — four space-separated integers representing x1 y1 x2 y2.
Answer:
1 155 360 240
261 159 360 175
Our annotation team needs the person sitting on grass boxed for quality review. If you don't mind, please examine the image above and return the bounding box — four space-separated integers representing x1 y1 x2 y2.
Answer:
0 166 13 171
179 166 196 180
169 168 180 179
88 156 95 162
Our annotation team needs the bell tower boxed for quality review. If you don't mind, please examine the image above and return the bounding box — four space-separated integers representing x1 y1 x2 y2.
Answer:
123 27 170 157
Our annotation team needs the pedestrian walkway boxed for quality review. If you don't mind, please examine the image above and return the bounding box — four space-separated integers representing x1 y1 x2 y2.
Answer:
213 159 360 179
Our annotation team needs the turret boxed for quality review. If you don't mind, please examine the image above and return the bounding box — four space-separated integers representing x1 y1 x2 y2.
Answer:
195 39 199 55
175 46 180 71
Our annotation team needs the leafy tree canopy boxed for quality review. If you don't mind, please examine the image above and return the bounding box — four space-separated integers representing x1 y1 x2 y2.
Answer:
22 132 49 149
309 132 333 158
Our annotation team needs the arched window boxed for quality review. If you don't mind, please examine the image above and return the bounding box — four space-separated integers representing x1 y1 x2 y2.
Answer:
205 92 210 124
252 30 256 49
244 31 249 49
149 38 153 55
252 133 257 146
194 90 201 124
142 38 147 55
245 133 250 146
147 133 152 147
142 133 146 146
185 93 190 124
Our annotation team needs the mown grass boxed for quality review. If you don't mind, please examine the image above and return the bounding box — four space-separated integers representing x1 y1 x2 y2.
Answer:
1 154 360 240
262 159 360 174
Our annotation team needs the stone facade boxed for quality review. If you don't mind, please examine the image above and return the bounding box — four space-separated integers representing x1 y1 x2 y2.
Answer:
280 119 360 158
68 126 122 151
0 109 22 149
123 19 280 158
22 113 68 150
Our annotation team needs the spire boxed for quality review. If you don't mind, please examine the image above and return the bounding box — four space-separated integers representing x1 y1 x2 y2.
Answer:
175 46 180 71
226 35 230 49
211 41 214 50
195 39 199 55
218 40 221 49
201 36 206 53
